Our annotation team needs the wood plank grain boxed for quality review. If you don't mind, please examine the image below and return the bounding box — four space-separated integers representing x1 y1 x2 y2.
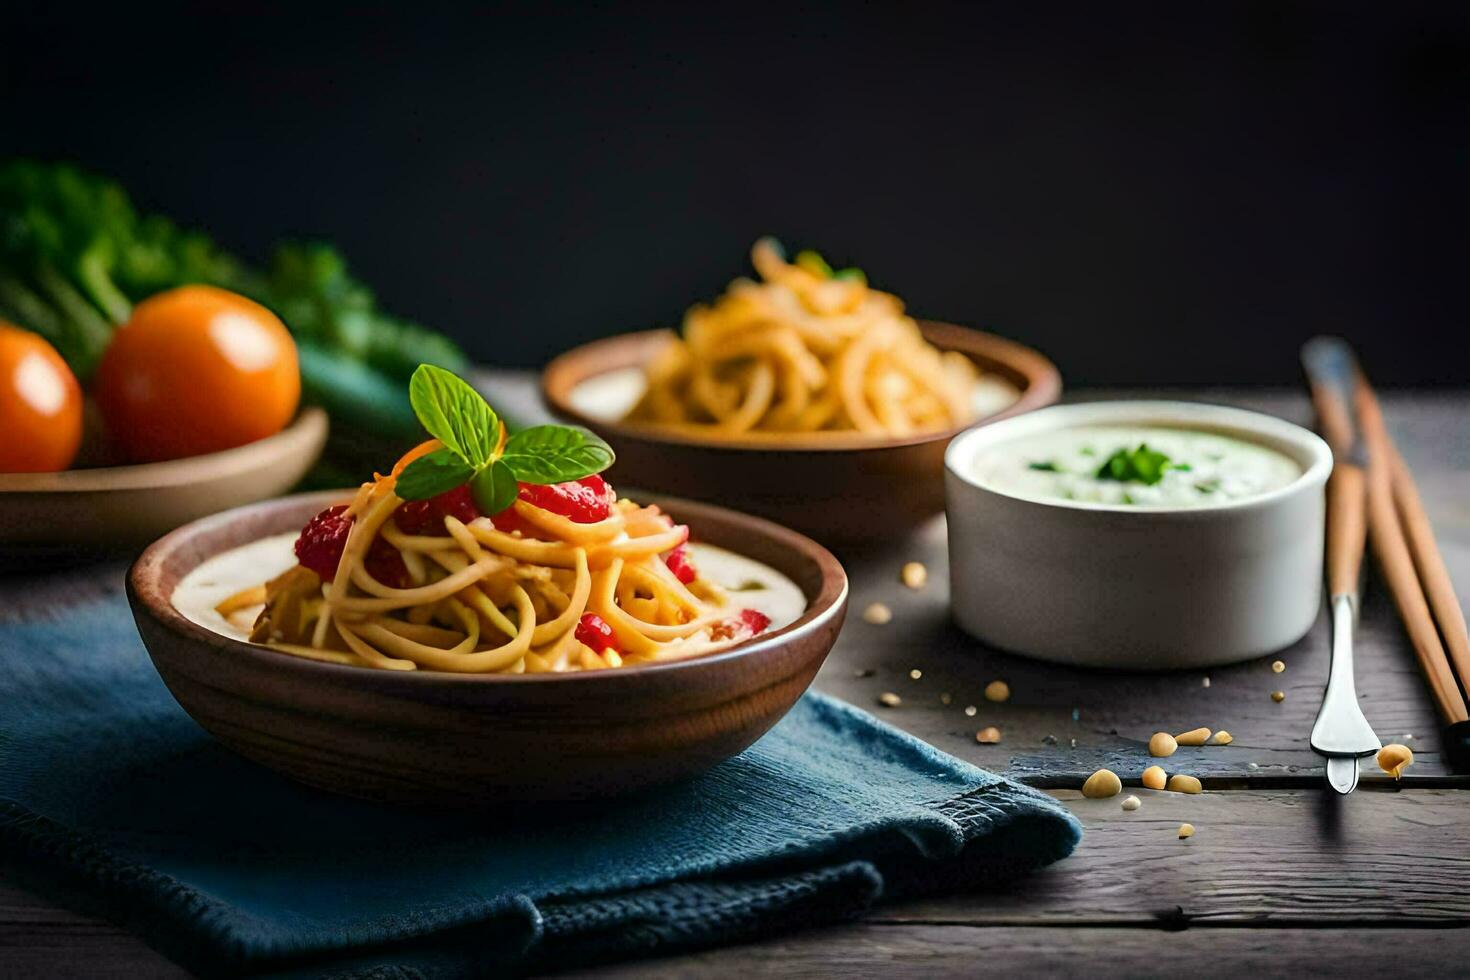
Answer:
887 786 1470 925
561 925 1470 979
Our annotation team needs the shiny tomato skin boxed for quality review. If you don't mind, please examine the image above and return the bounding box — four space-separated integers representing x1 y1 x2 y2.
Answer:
517 475 614 523
95 285 299 462
0 324 83 472
575 612 619 652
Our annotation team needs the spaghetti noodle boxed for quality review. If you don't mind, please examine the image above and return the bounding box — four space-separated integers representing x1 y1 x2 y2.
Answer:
214 364 776 673
217 467 771 673
628 238 980 437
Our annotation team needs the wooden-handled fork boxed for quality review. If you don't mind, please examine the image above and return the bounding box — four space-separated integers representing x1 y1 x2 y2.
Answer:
1301 338 1382 793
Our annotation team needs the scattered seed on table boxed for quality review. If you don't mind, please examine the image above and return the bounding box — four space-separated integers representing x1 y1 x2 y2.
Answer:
1149 732 1179 757
1177 823 1195 840
863 603 893 625
1142 765 1167 790
1271 690 1285 703
1082 769 1122 799
1167 774 1203 794
1069 737 1077 749
940 692 953 705
909 668 923 680
854 668 875 678
878 692 902 707
1201 676 1211 688
1403 733 1414 741
900 561 928 590
1272 660 1286 673
975 726 1002 744
1121 795 1141 812
984 680 1011 703
964 705 977 717
1247 762 1260 770
1210 730 1234 745
1377 743 1414 779
1042 734 1058 746
1175 727 1211 746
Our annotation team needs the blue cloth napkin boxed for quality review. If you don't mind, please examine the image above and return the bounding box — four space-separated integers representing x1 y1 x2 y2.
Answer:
0 583 1081 978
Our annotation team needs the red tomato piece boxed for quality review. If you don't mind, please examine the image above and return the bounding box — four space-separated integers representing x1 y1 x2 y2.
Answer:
294 503 409 588
294 505 352 581
518 475 614 523
739 608 772 634
664 544 698 584
395 485 481 536
575 612 620 652
710 608 773 642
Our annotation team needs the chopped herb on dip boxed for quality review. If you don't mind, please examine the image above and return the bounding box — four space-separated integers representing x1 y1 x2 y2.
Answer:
970 426 1303 508
1095 444 1173 485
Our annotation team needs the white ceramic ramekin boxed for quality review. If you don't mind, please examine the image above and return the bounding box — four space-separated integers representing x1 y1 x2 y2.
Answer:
944 401 1333 669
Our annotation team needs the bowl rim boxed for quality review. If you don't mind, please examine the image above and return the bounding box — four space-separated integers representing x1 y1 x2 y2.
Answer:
541 322 1061 453
0 407 330 495
129 488 849 687
944 399 1334 516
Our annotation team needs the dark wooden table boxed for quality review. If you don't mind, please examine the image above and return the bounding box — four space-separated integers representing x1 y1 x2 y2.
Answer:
4 382 1469 977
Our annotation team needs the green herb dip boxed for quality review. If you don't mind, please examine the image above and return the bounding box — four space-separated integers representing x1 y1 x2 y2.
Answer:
972 425 1303 508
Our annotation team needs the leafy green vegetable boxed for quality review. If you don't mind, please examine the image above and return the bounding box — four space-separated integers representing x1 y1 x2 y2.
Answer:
0 159 469 459
1028 460 1062 472
471 459 520 515
394 447 475 500
409 365 499 464
1096 444 1173 485
503 425 614 484
395 364 615 507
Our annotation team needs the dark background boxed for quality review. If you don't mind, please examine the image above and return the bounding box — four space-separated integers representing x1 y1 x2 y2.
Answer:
8 2 1468 386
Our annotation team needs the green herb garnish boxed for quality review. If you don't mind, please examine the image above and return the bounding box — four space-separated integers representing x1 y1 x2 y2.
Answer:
1194 479 1221 494
1096 444 1174 486
395 364 614 513
793 246 865 284
1028 460 1062 472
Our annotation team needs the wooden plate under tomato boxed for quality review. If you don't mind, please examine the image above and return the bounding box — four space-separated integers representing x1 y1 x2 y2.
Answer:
0 408 328 563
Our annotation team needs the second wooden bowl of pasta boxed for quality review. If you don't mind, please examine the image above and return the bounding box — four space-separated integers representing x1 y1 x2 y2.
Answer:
543 321 1060 544
543 236 1058 544
127 490 848 805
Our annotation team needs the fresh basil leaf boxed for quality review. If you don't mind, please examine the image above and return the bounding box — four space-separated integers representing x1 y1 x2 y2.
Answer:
470 458 519 515
409 365 499 465
502 425 615 484
395 448 476 501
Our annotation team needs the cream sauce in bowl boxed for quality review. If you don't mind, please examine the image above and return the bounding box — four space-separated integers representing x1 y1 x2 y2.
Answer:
969 424 1304 508
173 533 809 660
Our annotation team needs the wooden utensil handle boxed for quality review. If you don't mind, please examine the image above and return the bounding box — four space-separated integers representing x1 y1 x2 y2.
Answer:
1326 461 1367 598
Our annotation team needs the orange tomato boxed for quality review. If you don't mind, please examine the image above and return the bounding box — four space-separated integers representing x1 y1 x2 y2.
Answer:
95 285 300 462
0 323 84 472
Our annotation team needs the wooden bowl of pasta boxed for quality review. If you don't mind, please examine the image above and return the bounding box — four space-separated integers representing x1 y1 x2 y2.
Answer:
127 490 848 805
543 322 1061 544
